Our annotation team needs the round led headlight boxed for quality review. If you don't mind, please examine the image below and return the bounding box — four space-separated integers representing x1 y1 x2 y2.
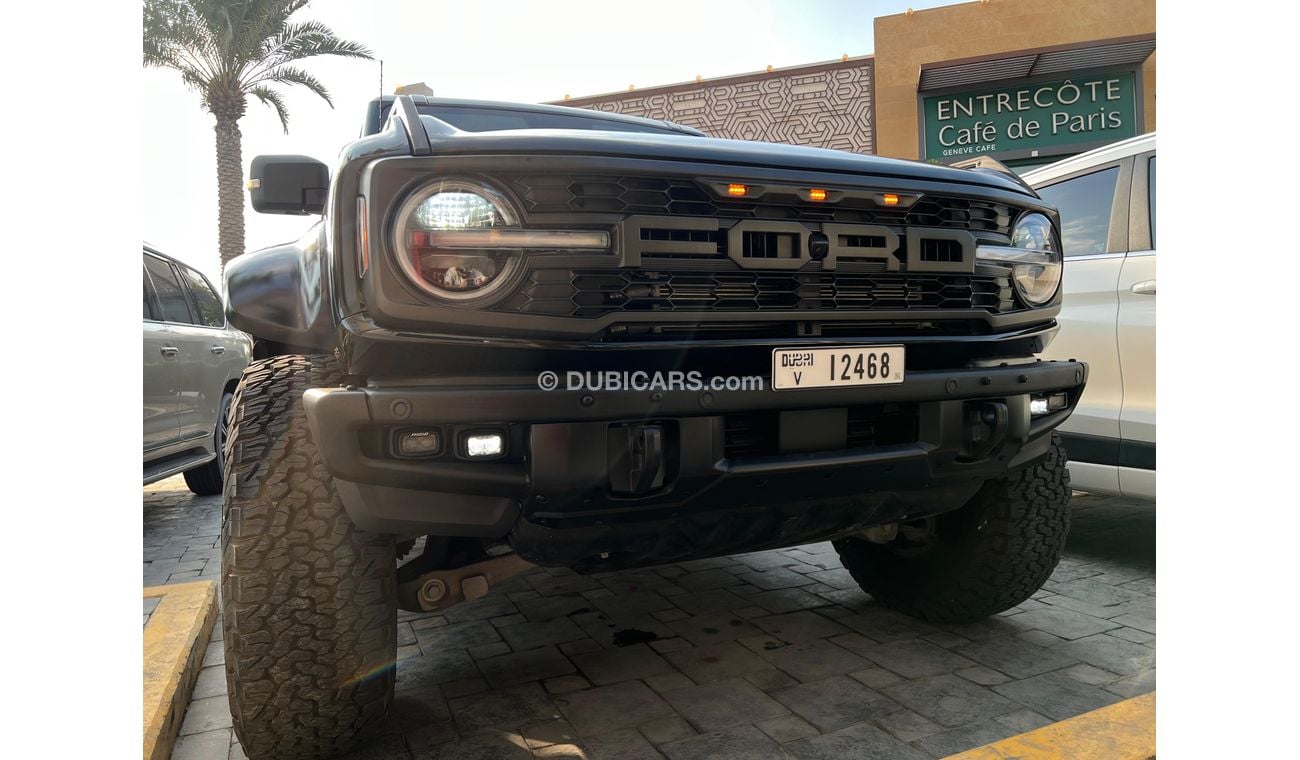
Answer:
393 179 523 303
1007 212 1062 306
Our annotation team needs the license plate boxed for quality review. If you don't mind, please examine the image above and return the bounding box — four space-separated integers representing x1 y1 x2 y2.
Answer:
772 345 905 390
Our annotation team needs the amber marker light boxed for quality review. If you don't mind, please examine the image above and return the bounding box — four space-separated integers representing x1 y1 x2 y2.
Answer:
356 196 370 278
727 183 749 197
882 193 900 206
808 188 828 202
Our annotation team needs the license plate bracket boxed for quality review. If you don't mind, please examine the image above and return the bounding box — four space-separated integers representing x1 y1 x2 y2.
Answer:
772 345 906 391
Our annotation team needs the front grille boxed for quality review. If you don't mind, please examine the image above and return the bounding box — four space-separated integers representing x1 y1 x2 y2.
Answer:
920 238 963 263
742 230 799 260
495 269 1013 317
506 174 1014 234
723 404 919 459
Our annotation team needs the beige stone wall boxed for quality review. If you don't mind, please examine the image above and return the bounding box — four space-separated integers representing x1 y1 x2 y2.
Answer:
559 58 876 155
874 0 1156 159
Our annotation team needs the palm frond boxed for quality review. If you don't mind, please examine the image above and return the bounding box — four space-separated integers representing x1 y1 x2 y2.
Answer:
143 0 213 72
253 65 332 107
250 85 291 133
144 0 373 127
276 21 374 64
243 18 373 85
256 19 327 63
230 0 307 77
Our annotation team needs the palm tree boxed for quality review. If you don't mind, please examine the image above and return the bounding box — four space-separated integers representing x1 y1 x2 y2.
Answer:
143 0 373 270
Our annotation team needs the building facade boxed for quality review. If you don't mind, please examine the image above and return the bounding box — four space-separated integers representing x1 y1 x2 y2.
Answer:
561 57 877 155
559 0 1154 172
874 0 1155 170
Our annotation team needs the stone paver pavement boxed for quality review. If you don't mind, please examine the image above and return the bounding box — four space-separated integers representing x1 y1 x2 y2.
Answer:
145 476 1154 759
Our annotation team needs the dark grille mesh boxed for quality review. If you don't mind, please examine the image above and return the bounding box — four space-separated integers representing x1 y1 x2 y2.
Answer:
495 269 1013 317
506 174 1014 234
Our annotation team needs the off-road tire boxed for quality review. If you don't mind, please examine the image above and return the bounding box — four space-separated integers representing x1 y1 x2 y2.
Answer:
834 434 1071 623
184 390 233 495
220 355 396 759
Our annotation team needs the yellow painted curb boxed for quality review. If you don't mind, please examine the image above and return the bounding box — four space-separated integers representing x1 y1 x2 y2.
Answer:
143 580 219 760
945 691 1155 760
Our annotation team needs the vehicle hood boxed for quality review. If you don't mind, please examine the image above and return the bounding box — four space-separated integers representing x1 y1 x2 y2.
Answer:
420 126 1033 196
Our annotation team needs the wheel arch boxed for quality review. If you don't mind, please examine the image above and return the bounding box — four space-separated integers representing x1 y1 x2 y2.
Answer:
224 223 335 353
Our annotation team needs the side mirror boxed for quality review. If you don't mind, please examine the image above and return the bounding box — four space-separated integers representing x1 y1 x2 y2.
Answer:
248 155 329 215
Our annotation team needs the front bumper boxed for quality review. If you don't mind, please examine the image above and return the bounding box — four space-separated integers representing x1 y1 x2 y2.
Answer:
303 357 1086 568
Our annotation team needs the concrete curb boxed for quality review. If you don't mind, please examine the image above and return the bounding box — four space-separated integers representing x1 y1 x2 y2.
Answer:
143 580 219 760
945 691 1155 759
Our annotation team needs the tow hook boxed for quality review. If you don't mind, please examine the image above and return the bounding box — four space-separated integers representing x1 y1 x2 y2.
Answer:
398 552 535 613
609 423 667 496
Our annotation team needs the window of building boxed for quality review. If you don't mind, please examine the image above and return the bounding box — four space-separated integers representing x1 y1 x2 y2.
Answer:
178 265 225 327
1035 166 1120 257
144 253 194 324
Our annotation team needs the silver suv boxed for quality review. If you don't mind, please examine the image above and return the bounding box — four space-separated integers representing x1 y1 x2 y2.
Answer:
143 245 250 494
1026 133 1156 499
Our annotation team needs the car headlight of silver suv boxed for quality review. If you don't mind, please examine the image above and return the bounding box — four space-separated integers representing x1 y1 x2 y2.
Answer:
392 178 610 304
976 212 1062 307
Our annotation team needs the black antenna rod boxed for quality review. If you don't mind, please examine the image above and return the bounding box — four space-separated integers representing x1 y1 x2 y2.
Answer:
379 60 384 99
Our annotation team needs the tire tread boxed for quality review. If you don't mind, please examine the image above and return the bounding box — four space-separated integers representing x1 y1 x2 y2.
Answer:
835 435 1072 623
220 355 395 759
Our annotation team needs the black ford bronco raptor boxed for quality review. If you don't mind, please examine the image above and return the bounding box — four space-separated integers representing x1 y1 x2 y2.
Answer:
221 94 1085 758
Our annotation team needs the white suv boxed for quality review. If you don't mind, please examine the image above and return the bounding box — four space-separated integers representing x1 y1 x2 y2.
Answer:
143 245 251 493
1024 133 1155 499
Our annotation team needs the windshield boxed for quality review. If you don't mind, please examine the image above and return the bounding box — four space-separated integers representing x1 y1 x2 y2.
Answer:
420 104 691 136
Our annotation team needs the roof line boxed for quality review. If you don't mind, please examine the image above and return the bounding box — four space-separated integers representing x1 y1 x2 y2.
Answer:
554 54 875 106
917 33 1155 73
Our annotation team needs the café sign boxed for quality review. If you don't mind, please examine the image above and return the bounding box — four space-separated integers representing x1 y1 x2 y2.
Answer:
921 71 1138 162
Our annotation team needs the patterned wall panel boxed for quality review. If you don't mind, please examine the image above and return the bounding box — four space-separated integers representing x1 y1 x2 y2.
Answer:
560 59 875 154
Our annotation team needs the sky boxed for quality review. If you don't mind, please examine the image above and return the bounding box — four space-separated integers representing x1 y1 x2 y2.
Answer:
143 0 961 280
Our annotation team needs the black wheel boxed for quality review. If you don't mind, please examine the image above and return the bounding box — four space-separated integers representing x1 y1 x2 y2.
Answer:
183 389 233 495
221 355 396 759
834 434 1071 623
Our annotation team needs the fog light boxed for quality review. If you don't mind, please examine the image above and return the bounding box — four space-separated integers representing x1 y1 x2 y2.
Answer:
1030 393 1069 417
396 429 441 457
464 432 505 458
